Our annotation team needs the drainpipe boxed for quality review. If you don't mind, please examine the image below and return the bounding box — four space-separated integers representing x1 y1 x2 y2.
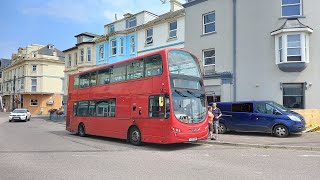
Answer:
232 0 237 102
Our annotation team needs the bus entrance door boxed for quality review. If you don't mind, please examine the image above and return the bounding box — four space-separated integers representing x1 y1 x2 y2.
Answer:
131 95 166 143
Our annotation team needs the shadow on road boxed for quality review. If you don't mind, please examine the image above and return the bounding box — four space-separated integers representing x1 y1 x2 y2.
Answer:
49 130 201 151
223 131 303 138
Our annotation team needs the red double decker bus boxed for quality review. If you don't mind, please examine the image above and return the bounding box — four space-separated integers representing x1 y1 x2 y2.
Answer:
66 48 208 145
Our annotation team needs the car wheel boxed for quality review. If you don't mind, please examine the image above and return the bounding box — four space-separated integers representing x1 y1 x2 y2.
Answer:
24 116 28 122
129 127 142 146
78 123 86 137
273 125 289 138
9 120 12 122
218 123 227 134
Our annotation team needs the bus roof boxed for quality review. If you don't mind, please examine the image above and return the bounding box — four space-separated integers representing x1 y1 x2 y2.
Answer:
71 48 192 77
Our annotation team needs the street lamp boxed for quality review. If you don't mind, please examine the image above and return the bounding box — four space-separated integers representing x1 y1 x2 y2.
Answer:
11 75 16 111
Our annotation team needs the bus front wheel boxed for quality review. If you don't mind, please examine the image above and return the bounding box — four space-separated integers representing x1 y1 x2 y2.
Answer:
129 127 142 146
78 123 86 137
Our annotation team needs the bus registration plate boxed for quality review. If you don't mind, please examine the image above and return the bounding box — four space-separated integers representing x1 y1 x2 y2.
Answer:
189 137 197 142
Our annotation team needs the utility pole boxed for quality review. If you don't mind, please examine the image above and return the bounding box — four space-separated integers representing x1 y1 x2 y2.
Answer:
12 75 16 111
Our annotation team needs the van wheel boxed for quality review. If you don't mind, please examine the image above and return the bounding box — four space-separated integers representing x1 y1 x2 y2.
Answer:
273 125 289 138
218 123 227 134
129 127 142 146
78 123 86 137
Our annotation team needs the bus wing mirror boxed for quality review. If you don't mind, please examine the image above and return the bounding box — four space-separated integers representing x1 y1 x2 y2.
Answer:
159 96 164 107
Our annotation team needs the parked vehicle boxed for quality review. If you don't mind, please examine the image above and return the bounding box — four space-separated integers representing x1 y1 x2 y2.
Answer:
66 48 208 145
216 101 306 137
9 109 31 122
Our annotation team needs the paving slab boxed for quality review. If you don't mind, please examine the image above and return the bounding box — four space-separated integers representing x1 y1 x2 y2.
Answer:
200 131 320 151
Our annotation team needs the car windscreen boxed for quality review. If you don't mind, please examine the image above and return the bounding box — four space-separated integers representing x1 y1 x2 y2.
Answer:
13 110 27 113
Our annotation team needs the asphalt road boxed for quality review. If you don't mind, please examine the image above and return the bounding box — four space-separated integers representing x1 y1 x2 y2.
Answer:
1 113 320 180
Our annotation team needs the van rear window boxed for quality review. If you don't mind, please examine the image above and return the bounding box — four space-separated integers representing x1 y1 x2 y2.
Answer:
232 103 253 113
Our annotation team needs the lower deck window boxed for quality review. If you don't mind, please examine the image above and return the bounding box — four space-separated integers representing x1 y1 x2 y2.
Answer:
74 99 116 117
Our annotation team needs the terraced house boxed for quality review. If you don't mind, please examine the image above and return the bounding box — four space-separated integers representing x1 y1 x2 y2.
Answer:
183 0 320 109
63 32 99 108
95 11 158 65
2 44 65 114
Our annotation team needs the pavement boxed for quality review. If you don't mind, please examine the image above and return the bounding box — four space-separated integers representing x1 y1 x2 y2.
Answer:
201 131 320 151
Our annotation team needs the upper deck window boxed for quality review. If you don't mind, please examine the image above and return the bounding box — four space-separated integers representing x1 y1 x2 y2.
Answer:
168 50 201 78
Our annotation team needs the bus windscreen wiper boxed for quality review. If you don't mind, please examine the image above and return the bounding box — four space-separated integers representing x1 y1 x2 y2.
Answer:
187 90 200 98
175 89 188 97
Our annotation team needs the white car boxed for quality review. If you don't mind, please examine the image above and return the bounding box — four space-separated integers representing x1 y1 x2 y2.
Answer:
9 109 31 122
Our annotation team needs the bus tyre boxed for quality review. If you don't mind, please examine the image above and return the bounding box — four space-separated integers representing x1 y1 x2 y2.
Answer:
218 123 227 134
129 127 142 146
273 125 289 138
78 123 86 137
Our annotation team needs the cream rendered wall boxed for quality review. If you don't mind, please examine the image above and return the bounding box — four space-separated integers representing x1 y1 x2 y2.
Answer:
236 0 320 108
137 16 185 55
63 44 96 96
42 77 63 93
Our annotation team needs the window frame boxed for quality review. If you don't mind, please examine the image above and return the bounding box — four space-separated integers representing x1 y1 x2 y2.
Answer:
120 38 124 55
281 0 302 17
130 36 135 54
31 78 37 92
282 83 305 109
202 48 215 66
145 28 153 45
127 17 137 29
109 24 115 33
80 48 84 63
203 12 216 35
68 54 72 67
99 45 104 60
74 52 78 66
32 65 37 72
30 99 38 106
87 48 91 62
168 21 177 39
275 33 309 64
111 39 117 56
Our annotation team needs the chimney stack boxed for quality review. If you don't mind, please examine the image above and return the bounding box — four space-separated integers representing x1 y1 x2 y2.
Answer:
170 0 183 12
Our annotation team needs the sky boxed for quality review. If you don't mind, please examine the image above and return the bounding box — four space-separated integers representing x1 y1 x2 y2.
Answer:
0 0 172 59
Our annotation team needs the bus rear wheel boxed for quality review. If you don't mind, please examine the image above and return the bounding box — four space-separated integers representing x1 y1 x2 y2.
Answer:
129 127 142 146
78 123 86 137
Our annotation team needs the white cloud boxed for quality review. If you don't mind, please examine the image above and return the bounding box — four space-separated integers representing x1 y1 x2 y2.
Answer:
21 0 171 24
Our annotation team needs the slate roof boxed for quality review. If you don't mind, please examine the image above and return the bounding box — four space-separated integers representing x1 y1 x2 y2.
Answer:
74 32 99 38
0 58 11 69
271 18 313 34
37 45 64 58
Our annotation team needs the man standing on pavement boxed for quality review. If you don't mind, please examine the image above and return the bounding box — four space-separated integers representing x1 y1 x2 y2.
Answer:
212 103 222 140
